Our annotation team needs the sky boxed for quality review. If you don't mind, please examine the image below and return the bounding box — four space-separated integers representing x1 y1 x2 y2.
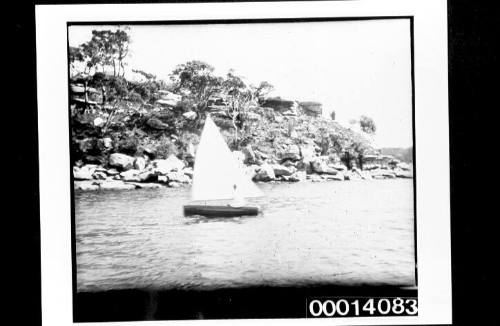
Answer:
69 19 413 148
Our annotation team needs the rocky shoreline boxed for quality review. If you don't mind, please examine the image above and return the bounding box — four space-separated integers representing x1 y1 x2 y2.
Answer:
73 150 413 192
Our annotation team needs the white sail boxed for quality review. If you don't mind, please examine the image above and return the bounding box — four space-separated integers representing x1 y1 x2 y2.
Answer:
191 115 263 201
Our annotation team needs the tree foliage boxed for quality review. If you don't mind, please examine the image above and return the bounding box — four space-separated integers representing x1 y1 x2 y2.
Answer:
170 61 222 101
74 28 130 76
252 81 274 100
359 115 376 134
169 61 223 124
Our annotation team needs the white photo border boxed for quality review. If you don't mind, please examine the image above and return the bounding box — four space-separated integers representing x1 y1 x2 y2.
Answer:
36 1 451 325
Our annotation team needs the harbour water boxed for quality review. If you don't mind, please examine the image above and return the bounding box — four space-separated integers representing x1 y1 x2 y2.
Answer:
75 179 415 292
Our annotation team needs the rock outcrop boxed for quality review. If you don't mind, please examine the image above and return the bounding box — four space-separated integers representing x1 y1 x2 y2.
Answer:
152 155 185 174
279 144 301 161
73 165 96 180
298 101 322 117
109 153 135 171
254 164 276 182
311 157 337 175
272 164 296 177
146 117 169 130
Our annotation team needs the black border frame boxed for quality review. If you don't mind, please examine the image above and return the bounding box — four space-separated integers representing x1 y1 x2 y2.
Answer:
67 16 417 322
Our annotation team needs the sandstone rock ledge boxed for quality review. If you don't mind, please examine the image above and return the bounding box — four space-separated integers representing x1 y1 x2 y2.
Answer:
73 151 413 191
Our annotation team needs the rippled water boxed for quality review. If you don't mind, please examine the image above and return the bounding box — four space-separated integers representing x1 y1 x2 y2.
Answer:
75 179 415 292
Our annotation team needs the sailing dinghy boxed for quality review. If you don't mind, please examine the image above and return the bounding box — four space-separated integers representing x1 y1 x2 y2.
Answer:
183 115 263 217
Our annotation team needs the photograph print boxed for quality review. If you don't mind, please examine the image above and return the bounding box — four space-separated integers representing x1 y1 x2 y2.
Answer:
69 17 417 322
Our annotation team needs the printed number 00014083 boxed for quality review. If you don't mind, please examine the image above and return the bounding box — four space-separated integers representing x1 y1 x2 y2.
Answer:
307 297 418 318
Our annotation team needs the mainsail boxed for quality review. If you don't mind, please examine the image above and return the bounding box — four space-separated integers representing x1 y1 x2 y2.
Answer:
191 115 263 201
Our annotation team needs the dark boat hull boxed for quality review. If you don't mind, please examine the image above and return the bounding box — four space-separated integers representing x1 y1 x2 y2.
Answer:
183 205 259 217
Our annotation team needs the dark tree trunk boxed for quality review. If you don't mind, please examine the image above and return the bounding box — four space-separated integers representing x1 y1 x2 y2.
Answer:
343 151 352 170
358 153 364 170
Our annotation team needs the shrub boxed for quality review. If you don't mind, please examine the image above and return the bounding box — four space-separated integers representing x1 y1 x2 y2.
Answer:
127 90 143 103
115 137 139 156
154 135 179 159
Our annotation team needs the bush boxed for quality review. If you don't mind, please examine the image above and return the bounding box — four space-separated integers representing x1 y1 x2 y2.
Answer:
115 137 139 156
113 130 141 156
153 135 178 159
88 74 129 102
127 90 143 103
360 115 376 134
178 132 200 148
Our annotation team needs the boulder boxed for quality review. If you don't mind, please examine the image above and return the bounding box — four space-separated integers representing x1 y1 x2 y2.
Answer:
395 169 413 178
168 181 182 188
308 174 324 182
272 164 296 177
355 169 372 180
383 171 396 178
127 182 164 189
156 99 180 107
146 117 169 130
74 180 99 191
296 158 313 174
323 173 344 181
289 171 307 182
281 159 297 167
73 165 96 180
119 169 142 182
183 111 197 120
166 171 191 184
182 167 194 178
102 137 113 149
371 169 396 179
98 180 136 190
118 169 155 183
106 168 120 176
156 90 182 107
137 170 157 182
134 157 147 170
92 171 107 180
109 153 135 171
245 165 258 180
262 97 298 114
254 149 268 160
298 101 322 117
254 163 275 182
280 144 301 161
311 158 337 174
158 175 168 183
397 162 411 171
143 147 156 159
94 166 108 173
331 163 347 171
153 155 185 174
328 153 342 164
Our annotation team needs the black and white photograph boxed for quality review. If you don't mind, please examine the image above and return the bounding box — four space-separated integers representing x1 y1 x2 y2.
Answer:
69 17 417 321
36 1 452 325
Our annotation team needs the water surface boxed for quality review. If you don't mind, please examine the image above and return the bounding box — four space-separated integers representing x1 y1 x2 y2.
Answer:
75 179 415 292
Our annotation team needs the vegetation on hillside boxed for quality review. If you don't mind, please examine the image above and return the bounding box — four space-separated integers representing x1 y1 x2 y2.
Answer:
69 28 381 169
